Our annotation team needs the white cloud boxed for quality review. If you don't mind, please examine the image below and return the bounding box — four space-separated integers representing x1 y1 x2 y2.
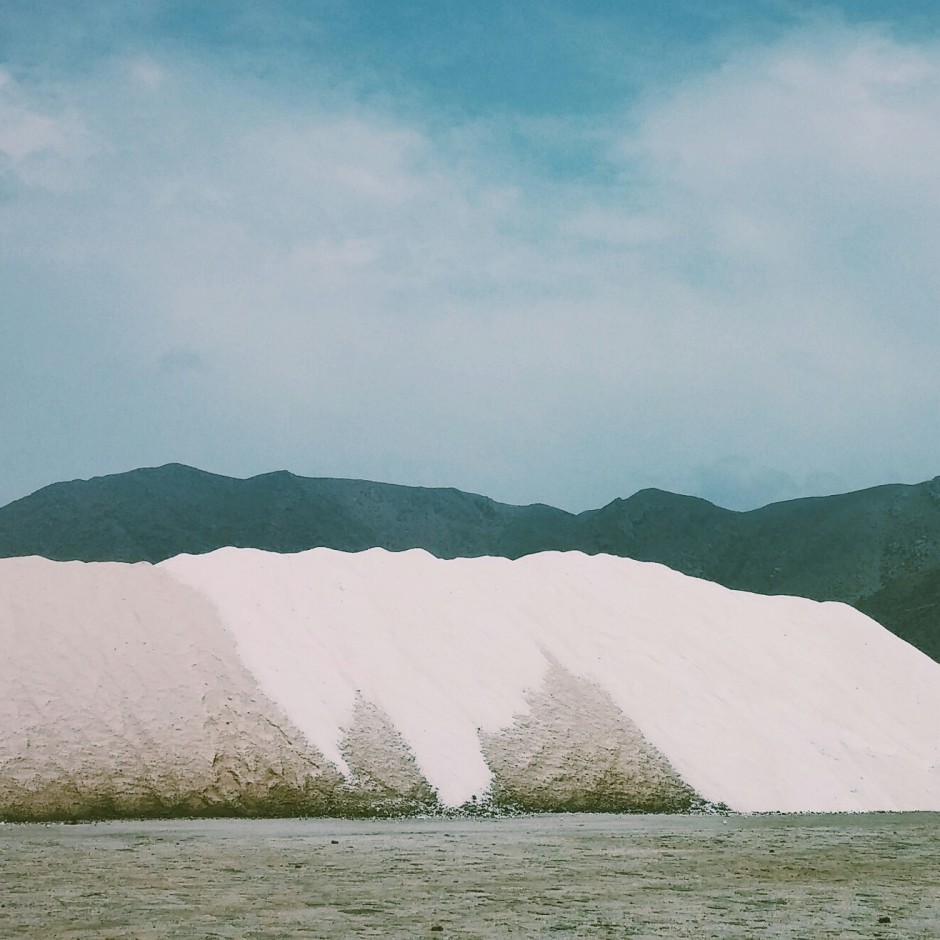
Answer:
5 25 940 510
0 70 93 189
130 58 167 91
631 27 940 297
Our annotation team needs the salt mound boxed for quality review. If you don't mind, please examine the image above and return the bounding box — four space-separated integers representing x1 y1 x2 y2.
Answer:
1 548 938 819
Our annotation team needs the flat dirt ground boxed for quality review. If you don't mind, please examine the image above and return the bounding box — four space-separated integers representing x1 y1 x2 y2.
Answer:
0 813 937 938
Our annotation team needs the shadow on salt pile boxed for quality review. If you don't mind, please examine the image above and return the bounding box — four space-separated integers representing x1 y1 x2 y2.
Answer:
1 666 701 821
479 661 698 814
336 693 440 817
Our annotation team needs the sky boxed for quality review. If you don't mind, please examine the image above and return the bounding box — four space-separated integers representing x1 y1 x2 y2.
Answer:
2 0 940 512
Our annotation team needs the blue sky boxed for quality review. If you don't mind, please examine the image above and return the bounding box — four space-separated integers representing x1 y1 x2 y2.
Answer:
3 1 940 511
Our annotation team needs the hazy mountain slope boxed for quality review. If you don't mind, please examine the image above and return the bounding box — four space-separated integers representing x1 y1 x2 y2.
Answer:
0 464 577 563
857 567 940 664
730 479 940 602
573 489 740 581
581 479 940 603
0 465 938 661
570 480 940 660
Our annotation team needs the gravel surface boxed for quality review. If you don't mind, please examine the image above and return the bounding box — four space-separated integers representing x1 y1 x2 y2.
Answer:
1 813 937 938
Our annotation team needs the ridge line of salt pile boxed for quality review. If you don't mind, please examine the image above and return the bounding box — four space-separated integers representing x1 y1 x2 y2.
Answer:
2 548 939 820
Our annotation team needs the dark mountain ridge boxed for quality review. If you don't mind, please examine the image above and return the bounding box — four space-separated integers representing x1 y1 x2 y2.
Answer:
0 464 580 562
2 464 938 662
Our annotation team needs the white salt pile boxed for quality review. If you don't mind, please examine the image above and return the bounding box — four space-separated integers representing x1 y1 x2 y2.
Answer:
1 548 938 819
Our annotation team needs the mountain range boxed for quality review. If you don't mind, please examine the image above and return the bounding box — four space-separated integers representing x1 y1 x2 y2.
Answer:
1 463 938 662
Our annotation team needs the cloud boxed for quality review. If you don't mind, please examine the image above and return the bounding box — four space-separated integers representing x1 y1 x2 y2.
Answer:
629 25 940 311
0 70 94 190
4 17 940 510
157 348 208 375
130 57 167 90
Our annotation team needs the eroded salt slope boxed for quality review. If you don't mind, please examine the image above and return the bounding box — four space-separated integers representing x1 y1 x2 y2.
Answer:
161 548 940 813
0 557 369 819
2 549 939 818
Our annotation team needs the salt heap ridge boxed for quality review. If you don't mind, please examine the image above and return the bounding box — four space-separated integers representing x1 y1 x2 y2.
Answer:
1 548 938 820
